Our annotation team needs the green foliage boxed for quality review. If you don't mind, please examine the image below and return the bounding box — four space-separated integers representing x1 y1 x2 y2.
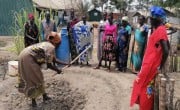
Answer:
110 0 128 10
11 9 39 55
92 0 108 11
11 8 56 55
11 9 28 55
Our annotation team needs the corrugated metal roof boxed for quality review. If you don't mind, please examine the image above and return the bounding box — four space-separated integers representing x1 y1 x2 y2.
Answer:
33 0 59 10
32 0 80 10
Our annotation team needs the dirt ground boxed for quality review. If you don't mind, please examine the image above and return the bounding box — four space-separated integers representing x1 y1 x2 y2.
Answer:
0 29 180 110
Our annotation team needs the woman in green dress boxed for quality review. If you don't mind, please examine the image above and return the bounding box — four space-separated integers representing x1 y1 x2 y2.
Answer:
130 15 149 73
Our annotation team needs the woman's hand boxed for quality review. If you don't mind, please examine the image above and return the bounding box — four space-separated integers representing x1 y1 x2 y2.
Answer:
67 63 71 67
47 63 62 74
56 69 62 74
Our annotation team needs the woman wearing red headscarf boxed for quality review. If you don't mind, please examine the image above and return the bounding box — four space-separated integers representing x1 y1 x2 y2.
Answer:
18 32 69 107
24 13 39 47
130 6 170 110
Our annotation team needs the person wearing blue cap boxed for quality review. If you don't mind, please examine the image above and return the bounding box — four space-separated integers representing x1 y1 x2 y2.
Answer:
130 6 170 110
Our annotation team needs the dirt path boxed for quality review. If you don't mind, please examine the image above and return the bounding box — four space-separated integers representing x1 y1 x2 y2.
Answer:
62 67 139 110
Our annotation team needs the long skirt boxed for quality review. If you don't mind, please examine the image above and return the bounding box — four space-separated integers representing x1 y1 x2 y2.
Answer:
130 29 146 72
18 49 45 98
102 35 116 61
117 39 129 70
68 31 78 61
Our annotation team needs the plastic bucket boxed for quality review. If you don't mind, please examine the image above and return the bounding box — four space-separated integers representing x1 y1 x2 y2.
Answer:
56 28 70 64
8 61 18 77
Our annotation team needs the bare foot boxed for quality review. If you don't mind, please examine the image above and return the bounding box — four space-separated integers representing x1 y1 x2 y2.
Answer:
93 66 100 69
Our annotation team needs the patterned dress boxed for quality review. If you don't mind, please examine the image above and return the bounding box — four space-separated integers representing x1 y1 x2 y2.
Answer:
102 24 117 61
18 42 55 98
130 24 148 72
117 25 131 71
68 19 79 61
73 21 93 63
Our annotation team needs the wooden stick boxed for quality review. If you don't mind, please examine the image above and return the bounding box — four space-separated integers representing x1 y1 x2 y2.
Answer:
159 78 167 110
52 45 92 76
62 44 92 70
168 78 175 110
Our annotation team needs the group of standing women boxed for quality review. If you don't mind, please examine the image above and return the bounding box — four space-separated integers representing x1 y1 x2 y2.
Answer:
95 13 148 73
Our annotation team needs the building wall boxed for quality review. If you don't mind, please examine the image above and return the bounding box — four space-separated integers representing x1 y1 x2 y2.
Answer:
88 9 102 21
0 0 33 36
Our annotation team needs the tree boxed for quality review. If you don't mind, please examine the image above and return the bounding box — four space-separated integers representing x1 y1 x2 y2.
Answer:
110 0 130 13
76 1 91 17
92 0 108 12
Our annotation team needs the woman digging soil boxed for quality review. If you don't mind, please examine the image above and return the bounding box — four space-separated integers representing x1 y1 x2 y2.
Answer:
17 32 69 107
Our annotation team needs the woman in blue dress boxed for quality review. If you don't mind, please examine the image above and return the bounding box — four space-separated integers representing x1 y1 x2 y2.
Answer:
117 16 132 72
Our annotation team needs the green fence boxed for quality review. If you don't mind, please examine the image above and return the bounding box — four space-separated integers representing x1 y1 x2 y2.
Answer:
0 0 33 36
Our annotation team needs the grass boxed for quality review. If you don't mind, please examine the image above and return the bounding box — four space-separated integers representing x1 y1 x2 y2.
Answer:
10 8 56 55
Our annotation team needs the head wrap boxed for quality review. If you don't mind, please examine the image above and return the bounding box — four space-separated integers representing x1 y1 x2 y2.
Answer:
45 11 50 16
47 32 61 45
122 16 129 22
150 6 166 18
28 13 34 20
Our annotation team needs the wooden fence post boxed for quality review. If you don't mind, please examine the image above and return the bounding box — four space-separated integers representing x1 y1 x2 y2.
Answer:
173 54 177 72
154 74 164 110
168 79 175 110
154 75 159 110
159 78 167 110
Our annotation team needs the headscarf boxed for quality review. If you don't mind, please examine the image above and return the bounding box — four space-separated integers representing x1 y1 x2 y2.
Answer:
47 32 61 45
28 13 34 20
122 16 129 22
150 6 166 22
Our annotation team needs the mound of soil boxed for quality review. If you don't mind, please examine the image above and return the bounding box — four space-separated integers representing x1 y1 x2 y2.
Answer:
5 79 86 110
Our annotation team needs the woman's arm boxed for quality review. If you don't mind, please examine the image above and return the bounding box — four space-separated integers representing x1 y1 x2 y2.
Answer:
47 63 62 74
159 40 169 69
